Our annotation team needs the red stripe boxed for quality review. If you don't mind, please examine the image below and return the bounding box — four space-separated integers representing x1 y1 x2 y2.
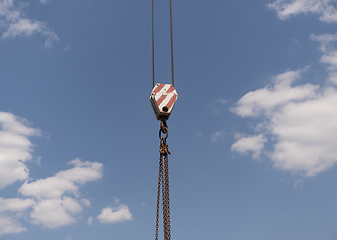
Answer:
156 94 167 107
165 85 175 94
152 84 165 94
165 94 177 110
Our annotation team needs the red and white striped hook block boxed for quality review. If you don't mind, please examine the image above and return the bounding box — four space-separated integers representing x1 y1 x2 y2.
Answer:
150 83 178 120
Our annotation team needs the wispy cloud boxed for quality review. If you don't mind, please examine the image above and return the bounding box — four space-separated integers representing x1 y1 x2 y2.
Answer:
87 216 93 226
311 33 337 85
267 0 337 23
211 129 226 143
112 197 120 204
293 179 304 188
36 157 41 167
63 45 71 51
61 235 72 240
288 38 301 53
0 0 58 47
215 98 227 104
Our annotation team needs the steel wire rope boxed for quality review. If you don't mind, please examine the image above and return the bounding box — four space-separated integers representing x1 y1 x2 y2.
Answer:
169 0 174 87
152 0 155 88
151 0 175 87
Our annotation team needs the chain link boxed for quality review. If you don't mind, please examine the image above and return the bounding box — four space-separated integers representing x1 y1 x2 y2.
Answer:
163 154 171 239
155 120 171 240
155 154 163 240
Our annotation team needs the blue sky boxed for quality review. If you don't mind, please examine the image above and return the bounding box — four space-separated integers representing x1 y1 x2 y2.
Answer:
1 0 337 239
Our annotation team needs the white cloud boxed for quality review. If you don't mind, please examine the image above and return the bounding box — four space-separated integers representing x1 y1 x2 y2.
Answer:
0 111 104 234
18 158 103 228
231 134 267 159
231 68 337 176
311 33 337 85
30 197 82 228
0 215 26 236
210 129 226 143
3 18 43 37
0 112 39 236
19 159 103 200
310 33 337 52
321 51 337 70
0 111 40 189
0 198 35 212
0 0 58 47
56 158 104 185
97 204 132 224
0 197 34 236
0 198 35 236
327 71 337 84
230 67 317 117
19 177 79 199
267 0 337 23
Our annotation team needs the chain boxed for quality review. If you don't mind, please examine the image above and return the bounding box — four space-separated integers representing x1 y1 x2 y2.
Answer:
155 120 171 240
155 154 163 240
163 153 171 239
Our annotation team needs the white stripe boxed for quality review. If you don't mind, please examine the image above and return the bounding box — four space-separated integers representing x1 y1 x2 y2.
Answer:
154 84 171 101
158 92 175 110
167 91 177 112
155 84 170 100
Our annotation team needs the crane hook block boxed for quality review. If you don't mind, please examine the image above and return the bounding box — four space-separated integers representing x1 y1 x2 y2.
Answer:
150 83 178 120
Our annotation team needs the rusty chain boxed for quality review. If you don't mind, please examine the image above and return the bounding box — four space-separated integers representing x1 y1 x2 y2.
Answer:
162 155 171 240
155 119 171 240
155 153 163 240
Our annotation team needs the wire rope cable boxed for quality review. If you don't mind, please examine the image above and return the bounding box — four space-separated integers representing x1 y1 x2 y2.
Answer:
152 0 155 88
169 0 174 87
151 0 175 87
